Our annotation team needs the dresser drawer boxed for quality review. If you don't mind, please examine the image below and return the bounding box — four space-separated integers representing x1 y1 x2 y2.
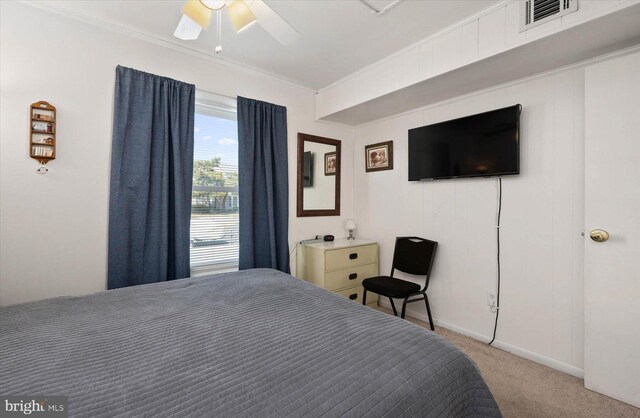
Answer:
335 286 378 305
325 245 377 271
325 263 378 291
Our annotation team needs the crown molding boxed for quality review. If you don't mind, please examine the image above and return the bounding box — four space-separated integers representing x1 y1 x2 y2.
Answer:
20 0 317 94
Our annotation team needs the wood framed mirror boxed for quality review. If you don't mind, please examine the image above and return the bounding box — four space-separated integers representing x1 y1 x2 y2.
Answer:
297 133 341 217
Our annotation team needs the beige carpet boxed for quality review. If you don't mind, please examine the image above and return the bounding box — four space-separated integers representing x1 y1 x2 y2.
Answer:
374 307 640 418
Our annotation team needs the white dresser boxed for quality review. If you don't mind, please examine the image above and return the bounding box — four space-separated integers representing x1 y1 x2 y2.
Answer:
296 239 379 306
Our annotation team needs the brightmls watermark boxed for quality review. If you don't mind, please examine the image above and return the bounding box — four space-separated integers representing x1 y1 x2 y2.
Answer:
0 397 67 418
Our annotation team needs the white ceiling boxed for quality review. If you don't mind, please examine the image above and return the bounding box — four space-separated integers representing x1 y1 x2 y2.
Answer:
40 0 495 90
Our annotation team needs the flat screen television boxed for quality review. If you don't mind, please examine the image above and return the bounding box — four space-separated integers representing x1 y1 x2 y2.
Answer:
408 104 520 181
303 151 313 187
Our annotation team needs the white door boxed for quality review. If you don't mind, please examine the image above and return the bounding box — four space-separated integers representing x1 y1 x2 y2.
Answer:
584 51 640 407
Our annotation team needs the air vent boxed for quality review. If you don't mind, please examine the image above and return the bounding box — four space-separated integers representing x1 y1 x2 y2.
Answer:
520 0 578 32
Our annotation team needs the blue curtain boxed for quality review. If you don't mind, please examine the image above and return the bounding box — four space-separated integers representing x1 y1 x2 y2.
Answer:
108 66 195 289
237 97 290 273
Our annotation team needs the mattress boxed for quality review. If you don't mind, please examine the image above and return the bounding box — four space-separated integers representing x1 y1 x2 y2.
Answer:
0 268 501 417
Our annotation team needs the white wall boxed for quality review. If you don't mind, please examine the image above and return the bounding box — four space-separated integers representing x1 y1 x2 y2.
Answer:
0 2 353 306
353 68 586 374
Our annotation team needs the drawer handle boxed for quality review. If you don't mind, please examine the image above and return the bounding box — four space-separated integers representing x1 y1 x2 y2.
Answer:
349 273 358 280
349 253 358 260
348 293 358 300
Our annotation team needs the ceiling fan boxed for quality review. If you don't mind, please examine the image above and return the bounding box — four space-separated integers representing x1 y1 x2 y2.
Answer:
174 0 299 53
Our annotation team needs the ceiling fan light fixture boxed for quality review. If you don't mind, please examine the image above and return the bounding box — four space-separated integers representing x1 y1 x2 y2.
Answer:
227 0 257 33
173 0 297 45
199 0 226 11
182 0 212 29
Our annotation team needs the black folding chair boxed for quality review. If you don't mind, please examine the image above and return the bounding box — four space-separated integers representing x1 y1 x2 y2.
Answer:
362 237 438 330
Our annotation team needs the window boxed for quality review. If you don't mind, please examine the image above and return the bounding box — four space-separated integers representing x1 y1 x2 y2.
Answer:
190 94 238 275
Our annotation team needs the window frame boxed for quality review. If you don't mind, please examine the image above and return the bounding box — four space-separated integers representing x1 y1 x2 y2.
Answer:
190 91 239 277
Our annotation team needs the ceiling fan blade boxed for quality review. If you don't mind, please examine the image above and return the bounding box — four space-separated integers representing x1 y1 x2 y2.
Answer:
174 14 203 40
248 0 299 45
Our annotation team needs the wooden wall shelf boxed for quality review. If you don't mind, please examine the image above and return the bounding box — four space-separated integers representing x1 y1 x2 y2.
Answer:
30 101 56 165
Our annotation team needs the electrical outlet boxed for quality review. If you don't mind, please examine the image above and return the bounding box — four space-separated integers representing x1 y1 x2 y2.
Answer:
487 292 497 308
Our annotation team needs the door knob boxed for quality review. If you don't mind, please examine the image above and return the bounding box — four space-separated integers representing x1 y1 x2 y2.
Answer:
590 229 609 243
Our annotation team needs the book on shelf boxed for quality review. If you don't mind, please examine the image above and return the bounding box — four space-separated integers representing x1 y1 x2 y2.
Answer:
32 147 54 157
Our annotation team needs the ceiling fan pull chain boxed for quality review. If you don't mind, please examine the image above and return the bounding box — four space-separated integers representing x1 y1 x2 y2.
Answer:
215 10 223 54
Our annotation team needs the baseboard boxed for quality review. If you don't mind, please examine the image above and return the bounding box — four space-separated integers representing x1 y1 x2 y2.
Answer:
378 299 584 379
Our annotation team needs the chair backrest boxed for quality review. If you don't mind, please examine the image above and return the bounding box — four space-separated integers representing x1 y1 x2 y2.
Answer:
391 237 438 288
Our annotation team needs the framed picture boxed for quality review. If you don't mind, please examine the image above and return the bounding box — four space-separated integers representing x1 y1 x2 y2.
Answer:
365 141 393 172
324 152 337 175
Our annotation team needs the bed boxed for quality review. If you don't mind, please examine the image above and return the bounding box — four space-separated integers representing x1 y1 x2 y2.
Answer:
0 269 501 417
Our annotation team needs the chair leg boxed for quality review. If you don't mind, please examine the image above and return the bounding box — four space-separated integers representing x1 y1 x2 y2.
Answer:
401 297 408 319
424 293 434 331
362 289 367 306
389 297 398 316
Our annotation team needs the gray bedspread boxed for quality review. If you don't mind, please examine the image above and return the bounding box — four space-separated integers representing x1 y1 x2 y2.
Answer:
1 269 501 417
